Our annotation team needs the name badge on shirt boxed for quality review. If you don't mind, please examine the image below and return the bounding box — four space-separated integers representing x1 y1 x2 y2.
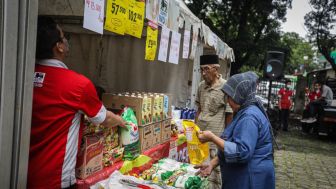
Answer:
34 72 46 87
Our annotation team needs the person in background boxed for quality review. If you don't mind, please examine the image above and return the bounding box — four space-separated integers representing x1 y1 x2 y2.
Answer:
196 71 275 189
28 16 126 189
278 79 293 131
302 81 333 123
195 54 233 189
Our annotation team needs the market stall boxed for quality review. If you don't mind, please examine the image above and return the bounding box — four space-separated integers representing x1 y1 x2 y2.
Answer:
36 0 235 188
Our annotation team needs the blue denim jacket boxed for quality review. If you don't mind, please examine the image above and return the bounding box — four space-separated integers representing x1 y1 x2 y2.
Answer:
217 105 275 189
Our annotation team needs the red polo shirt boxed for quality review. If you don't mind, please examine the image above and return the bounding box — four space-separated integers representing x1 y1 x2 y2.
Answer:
28 59 106 188
278 88 293 109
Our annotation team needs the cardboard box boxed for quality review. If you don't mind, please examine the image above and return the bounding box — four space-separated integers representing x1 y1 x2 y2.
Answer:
156 93 173 119
151 94 164 122
152 122 162 146
138 124 153 152
161 118 172 143
76 134 103 179
102 94 152 126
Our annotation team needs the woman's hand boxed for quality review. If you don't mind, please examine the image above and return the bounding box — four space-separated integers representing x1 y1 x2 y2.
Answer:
197 130 215 143
194 163 214 177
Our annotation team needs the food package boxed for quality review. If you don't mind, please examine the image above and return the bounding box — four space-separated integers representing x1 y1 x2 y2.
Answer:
182 120 209 165
76 134 103 179
120 107 140 160
83 116 104 135
140 158 208 189
103 147 124 167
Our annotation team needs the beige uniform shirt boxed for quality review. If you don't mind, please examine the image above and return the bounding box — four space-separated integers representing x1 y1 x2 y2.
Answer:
195 77 232 138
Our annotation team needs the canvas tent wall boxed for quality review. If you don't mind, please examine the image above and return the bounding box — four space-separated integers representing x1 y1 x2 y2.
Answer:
38 0 234 108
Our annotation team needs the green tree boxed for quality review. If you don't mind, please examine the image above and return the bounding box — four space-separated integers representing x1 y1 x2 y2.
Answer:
279 32 316 74
185 0 292 74
304 0 336 71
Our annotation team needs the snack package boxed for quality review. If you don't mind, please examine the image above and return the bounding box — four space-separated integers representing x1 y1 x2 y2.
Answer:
121 107 140 160
182 120 209 165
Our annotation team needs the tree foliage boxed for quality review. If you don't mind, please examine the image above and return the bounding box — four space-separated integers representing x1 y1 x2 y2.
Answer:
304 0 336 71
185 0 292 74
279 32 316 74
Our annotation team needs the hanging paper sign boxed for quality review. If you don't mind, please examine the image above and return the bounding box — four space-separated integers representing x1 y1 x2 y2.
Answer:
167 0 179 32
83 0 105 34
145 26 158 61
168 31 181 64
158 0 169 26
146 0 159 25
126 0 145 38
104 0 128 35
189 25 199 59
182 30 191 59
158 26 170 62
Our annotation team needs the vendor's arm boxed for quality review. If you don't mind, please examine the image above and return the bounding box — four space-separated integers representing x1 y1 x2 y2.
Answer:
79 81 126 129
222 116 259 163
101 110 126 128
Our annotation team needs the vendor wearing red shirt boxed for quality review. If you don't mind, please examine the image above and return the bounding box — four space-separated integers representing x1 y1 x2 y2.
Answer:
28 17 127 189
278 80 293 131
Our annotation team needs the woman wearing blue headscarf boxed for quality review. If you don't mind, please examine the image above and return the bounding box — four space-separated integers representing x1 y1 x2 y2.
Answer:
196 71 275 189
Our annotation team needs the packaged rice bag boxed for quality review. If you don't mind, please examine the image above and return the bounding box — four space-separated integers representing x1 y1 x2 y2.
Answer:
120 107 140 160
182 120 209 165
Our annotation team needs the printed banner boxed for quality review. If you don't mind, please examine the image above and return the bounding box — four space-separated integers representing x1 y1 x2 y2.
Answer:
182 30 191 59
126 0 145 38
168 31 181 64
146 0 159 24
158 0 169 26
158 26 170 62
83 0 105 34
145 26 158 61
104 0 128 35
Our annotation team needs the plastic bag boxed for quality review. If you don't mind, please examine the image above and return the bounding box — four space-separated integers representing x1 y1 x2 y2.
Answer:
182 120 209 165
120 107 140 160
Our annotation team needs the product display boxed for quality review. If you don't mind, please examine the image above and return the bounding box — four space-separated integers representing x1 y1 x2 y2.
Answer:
140 158 208 189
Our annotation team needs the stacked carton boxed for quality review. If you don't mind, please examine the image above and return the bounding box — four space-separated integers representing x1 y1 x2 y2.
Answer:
102 92 173 152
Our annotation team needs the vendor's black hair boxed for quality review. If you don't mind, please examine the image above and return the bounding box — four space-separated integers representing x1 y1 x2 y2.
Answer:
36 16 61 59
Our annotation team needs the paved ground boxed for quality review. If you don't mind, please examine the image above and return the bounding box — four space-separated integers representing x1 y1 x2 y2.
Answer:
274 117 336 189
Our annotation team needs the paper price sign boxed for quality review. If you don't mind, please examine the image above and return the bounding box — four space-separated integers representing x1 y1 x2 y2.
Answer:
125 0 145 38
104 0 128 35
145 26 158 61
83 0 105 34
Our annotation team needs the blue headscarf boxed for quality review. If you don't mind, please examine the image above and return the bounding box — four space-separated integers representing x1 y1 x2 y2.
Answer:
221 71 268 120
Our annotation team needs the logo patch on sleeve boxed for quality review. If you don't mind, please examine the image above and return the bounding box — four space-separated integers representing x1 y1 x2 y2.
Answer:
34 72 46 87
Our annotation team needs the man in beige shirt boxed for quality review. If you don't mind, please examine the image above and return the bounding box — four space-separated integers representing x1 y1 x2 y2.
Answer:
195 54 232 189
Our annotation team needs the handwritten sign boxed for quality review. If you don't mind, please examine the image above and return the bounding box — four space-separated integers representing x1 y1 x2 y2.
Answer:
104 0 128 35
182 30 190 59
83 0 105 34
145 26 158 61
158 26 170 62
125 0 145 38
168 31 181 64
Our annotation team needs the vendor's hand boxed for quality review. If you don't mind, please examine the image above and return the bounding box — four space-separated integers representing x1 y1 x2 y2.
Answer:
197 130 214 143
116 116 128 130
194 163 214 177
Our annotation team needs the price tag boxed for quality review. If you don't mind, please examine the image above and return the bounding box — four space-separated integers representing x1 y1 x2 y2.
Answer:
145 26 158 61
125 0 145 38
104 0 128 35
